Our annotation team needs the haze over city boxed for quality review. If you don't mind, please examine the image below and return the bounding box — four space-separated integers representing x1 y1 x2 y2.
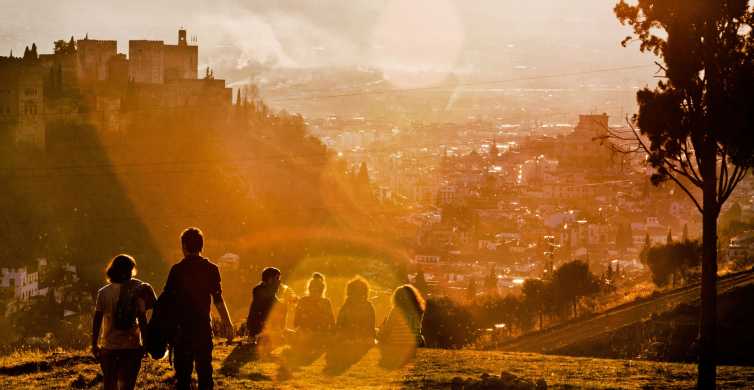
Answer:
0 1 753 389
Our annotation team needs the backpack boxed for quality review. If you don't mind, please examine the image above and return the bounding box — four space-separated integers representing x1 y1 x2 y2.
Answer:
114 279 142 330
145 289 179 359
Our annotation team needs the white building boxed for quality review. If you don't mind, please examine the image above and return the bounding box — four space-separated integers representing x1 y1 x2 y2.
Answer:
0 258 77 302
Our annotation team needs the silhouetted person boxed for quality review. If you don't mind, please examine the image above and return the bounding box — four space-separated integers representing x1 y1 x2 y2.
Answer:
283 273 334 368
163 227 234 390
294 272 335 337
377 284 426 368
92 254 156 390
246 267 288 354
325 276 375 373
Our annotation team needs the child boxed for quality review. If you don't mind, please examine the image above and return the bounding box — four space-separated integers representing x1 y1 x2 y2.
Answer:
377 284 426 368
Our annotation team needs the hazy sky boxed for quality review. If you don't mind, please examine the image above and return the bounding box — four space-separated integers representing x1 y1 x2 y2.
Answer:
0 1 653 80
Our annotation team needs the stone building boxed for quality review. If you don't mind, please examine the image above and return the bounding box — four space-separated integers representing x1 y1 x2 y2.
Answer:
0 28 230 149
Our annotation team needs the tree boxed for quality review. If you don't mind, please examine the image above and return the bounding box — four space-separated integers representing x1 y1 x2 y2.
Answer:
683 224 690 242
466 278 477 302
615 2 754 386
414 268 429 295
522 278 550 330
356 162 371 199
552 260 600 318
484 266 498 295
667 229 673 245
644 245 675 287
645 240 703 288
423 297 477 348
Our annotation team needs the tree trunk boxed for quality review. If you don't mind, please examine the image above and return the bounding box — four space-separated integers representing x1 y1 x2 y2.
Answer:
698 154 720 389
539 311 543 330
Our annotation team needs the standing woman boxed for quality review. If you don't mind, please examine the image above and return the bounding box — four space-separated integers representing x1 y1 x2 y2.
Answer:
91 254 156 390
377 284 426 368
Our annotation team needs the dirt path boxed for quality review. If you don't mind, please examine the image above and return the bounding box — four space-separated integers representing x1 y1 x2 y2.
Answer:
500 270 754 353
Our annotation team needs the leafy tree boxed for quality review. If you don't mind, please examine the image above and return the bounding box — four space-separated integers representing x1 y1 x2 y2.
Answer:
53 38 76 55
615 2 754 385
422 296 477 348
522 278 550 330
471 294 520 336
645 240 703 288
644 245 675 287
552 260 600 318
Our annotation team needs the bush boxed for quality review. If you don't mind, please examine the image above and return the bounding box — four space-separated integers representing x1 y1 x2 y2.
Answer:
422 297 478 349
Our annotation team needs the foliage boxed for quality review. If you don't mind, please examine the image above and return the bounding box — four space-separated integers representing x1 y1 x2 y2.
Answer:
643 241 703 288
522 279 551 330
614 2 754 383
551 260 601 318
422 296 478 349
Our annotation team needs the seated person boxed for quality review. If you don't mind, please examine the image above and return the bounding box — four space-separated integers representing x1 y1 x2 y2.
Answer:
325 276 376 372
376 284 426 368
283 273 335 367
246 267 288 355
293 272 335 343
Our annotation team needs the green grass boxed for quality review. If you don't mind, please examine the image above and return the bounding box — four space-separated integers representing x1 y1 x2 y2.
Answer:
2 343 753 389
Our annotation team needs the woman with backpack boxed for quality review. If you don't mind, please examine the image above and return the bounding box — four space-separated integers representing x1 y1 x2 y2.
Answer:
376 284 426 369
91 254 156 390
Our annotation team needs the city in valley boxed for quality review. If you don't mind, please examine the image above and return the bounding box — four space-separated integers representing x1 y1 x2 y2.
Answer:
1 1 753 389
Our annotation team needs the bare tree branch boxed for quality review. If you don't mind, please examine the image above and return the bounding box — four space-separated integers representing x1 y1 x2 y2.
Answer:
665 169 704 213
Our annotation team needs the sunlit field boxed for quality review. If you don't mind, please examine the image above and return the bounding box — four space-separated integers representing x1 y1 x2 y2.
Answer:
3 345 754 389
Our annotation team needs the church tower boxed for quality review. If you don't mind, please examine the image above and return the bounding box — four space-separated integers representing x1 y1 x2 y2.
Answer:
178 28 188 47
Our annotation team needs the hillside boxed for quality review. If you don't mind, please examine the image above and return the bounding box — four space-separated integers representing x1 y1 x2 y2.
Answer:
500 269 754 355
2 345 754 389
554 282 754 365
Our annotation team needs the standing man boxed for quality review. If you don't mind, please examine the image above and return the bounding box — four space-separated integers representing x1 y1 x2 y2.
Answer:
164 227 233 390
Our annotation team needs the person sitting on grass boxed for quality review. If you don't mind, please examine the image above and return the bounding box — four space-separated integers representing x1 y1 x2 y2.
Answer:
376 284 426 369
325 276 375 373
92 254 156 390
246 267 288 356
280 272 335 374
293 272 335 345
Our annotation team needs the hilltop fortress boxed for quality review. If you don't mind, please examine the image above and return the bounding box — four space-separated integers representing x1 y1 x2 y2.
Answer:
0 29 232 148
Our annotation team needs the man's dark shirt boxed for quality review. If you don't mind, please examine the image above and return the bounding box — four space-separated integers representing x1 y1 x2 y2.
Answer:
163 255 222 340
246 282 283 336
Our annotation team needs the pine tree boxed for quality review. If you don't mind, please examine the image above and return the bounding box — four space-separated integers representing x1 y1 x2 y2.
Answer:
485 266 498 295
606 262 614 282
682 224 689 242
466 278 477 302
666 229 673 245
614 2 754 384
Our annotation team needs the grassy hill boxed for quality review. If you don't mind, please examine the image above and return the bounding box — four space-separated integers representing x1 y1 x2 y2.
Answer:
2 344 754 389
